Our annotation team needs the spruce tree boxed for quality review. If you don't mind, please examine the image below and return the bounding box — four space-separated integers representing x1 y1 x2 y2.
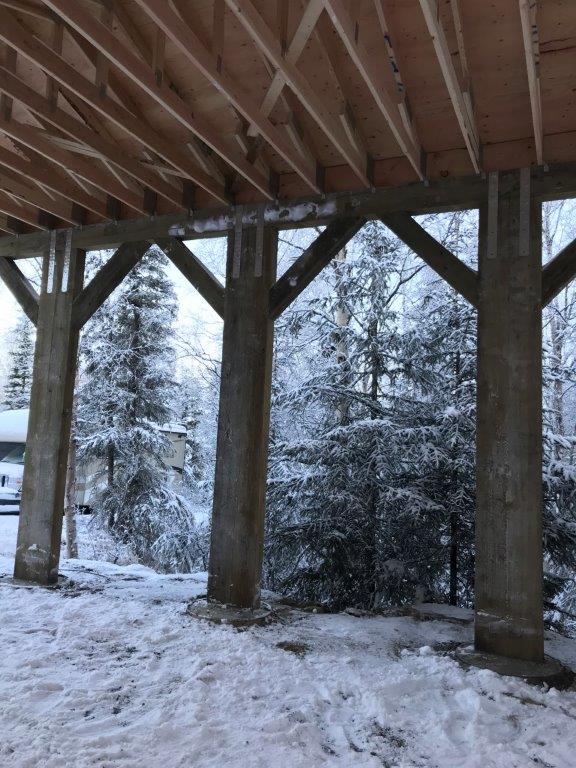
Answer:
266 222 422 609
3 313 35 410
77 247 199 572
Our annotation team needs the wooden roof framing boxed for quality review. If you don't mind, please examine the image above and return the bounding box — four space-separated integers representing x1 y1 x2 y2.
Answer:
0 0 571 240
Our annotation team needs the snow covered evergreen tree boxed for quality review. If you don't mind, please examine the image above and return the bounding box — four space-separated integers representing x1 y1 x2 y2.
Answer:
77 247 199 572
3 313 35 410
266 222 423 609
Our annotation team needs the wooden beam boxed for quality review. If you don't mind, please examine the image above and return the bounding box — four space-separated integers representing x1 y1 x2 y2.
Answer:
381 212 478 306
0 46 17 120
542 237 576 306
475 169 543 661
269 217 365 319
372 0 418 147
0 254 39 324
0 144 106 219
0 168 86 225
519 0 543 165
14 233 84 585
208 224 277 608
0 191 46 230
0 9 229 204
0 0 50 20
0 65 185 210
2 162 576 260
156 237 225 318
72 241 150 329
417 0 480 173
322 0 423 180
258 0 324 122
131 0 319 194
0 116 148 214
224 0 370 186
41 0 274 199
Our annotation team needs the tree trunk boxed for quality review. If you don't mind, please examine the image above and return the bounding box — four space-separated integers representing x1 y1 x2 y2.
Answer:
64 434 78 559
449 346 461 606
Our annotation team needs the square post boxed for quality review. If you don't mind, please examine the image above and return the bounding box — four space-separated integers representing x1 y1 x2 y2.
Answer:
475 169 544 661
207 221 277 608
14 231 84 584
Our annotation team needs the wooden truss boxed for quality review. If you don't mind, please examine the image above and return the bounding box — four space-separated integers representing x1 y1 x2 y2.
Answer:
0 0 567 239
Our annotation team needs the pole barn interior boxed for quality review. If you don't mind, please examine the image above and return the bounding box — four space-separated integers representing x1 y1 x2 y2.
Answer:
0 0 576 669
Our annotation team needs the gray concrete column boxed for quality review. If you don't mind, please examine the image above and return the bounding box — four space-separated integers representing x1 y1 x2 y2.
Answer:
475 168 544 661
14 231 84 584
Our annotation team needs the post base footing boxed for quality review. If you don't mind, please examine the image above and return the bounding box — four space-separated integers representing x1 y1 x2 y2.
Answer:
187 600 272 628
456 647 573 688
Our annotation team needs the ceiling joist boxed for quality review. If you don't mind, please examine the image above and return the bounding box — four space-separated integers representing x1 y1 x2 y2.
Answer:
42 0 282 199
519 0 543 165
224 0 370 186
417 0 481 173
322 0 424 180
0 8 230 204
131 0 320 194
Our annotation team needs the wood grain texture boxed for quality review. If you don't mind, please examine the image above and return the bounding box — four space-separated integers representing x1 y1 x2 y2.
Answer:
475 170 544 662
0 255 39 324
14 233 84 584
157 237 225 318
72 241 150 330
381 212 478 306
269 217 364 319
208 225 277 608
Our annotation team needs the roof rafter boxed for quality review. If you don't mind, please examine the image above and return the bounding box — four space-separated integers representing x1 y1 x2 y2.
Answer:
322 0 424 180
0 0 49 20
519 0 543 165
92 0 230 187
417 0 481 173
0 8 230 204
130 0 320 194
258 0 324 123
0 167 86 224
0 115 148 214
0 190 46 230
0 64 186 210
371 0 420 150
42 0 279 199
224 0 370 186
0 144 108 219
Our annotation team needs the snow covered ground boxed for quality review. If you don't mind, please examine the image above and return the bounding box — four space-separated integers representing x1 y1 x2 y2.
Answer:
1 515 576 768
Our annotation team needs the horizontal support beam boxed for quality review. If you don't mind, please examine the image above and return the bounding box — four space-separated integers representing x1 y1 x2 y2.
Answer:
1 163 576 259
0 255 39 324
72 241 150 329
381 212 478 306
269 217 365 319
542 236 576 306
156 238 225 318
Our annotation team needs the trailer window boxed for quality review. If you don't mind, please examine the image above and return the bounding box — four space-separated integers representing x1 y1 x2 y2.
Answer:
0 442 25 464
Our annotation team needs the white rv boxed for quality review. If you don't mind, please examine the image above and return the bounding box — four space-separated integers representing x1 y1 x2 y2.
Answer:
0 409 187 514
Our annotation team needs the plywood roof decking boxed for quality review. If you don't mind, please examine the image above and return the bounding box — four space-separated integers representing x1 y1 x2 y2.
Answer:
0 0 573 237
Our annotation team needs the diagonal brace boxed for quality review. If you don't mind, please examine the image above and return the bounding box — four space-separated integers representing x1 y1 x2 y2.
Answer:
0 255 39 325
72 241 150 330
542 237 576 306
269 217 365 320
381 212 478 307
156 237 225 318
